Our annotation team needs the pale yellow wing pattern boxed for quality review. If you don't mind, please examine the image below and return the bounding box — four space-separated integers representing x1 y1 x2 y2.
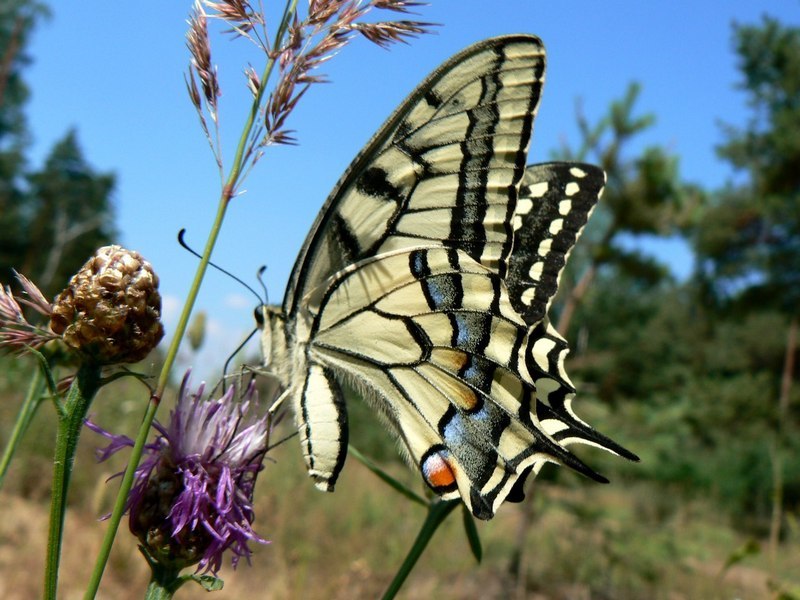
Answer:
264 36 638 519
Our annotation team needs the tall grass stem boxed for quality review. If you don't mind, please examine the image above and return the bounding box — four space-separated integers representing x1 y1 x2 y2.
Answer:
83 4 300 596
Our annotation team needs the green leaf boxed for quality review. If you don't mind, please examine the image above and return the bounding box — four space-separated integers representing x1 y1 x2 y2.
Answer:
27 347 60 412
348 444 427 506
188 574 225 592
461 504 482 563
0 366 46 489
719 538 760 575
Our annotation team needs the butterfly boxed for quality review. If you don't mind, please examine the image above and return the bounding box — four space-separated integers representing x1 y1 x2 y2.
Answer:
260 34 638 520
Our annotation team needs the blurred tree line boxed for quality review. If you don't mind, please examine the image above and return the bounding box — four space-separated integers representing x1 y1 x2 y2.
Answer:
0 0 115 299
552 14 799 561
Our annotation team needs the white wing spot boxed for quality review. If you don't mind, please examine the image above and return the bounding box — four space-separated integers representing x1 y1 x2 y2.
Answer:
528 261 544 280
535 377 559 399
558 200 572 215
549 218 563 235
565 182 580 196
513 215 523 231
532 338 556 371
569 167 587 178
527 181 548 198
541 418 569 435
516 198 534 215
537 238 552 256
520 287 535 306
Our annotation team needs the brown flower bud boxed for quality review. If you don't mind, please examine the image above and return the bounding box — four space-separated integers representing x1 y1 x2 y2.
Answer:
50 245 165 365
132 463 209 571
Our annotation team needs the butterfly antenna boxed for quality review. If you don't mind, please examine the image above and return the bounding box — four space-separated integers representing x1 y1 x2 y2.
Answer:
255 265 270 306
178 228 265 305
222 326 259 382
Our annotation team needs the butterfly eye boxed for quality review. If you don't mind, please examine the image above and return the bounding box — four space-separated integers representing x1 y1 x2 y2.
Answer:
253 305 265 327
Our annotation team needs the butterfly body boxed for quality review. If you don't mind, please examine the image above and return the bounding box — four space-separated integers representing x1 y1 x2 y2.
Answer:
261 35 636 520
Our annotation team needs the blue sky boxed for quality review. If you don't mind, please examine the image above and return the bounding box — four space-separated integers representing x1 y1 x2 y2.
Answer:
25 1 799 375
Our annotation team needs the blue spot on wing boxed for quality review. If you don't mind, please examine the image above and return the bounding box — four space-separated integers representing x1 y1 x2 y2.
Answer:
427 279 446 308
450 312 491 353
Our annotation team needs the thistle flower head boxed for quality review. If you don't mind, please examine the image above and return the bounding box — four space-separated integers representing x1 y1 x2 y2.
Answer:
91 372 271 573
49 245 164 365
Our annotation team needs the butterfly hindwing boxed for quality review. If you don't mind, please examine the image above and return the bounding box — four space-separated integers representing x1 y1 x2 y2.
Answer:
304 247 610 518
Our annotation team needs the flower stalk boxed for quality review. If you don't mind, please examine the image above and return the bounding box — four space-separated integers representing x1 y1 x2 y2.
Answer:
85 102 245 600
381 499 460 600
349 444 478 598
44 363 102 600
143 563 185 600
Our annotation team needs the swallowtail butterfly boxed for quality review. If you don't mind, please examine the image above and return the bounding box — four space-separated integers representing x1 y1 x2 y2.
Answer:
260 35 637 520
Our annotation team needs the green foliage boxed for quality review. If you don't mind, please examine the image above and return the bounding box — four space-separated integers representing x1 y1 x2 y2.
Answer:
700 16 800 310
23 130 117 296
719 16 800 197
554 16 800 541
0 5 115 297
550 81 697 338
0 1 50 284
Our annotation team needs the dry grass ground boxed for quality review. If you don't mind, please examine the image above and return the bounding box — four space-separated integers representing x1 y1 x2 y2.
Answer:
1 446 798 599
0 367 798 598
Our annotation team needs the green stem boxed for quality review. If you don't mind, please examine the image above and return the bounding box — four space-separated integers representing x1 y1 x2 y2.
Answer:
44 363 101 600
84 5 302 597
84 397 159 599
143 564 184 600
226 0 296 186
381 499 459 600
0 366 45 489
84 193 229 599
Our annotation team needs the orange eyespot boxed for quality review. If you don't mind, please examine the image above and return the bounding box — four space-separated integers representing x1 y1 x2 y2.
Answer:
421 451 457 492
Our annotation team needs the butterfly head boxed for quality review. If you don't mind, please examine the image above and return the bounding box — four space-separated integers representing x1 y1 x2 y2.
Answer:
255 304 287 374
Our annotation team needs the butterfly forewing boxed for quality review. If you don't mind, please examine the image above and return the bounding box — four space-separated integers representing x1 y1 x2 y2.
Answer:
283 36 545 319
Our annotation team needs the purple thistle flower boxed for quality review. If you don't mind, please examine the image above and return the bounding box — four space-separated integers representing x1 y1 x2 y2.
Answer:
90 372 271 574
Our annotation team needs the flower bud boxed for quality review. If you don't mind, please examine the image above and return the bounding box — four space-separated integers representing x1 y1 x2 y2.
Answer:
49 245 164 365
132 463 209 571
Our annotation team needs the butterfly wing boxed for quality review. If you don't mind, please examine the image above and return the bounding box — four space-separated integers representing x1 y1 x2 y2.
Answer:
269 36 636 518
507 163 638 464
283 35 545 318
509 162 604 326
304 246 621 518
